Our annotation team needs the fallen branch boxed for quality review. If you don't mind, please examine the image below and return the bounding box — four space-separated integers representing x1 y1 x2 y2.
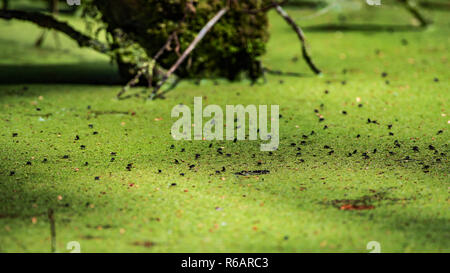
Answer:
398 0 430 27
149 7 229 99
0 9 109 53
273 2 321 75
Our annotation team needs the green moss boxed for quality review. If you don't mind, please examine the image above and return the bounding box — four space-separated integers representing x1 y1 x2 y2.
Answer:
93 0 270 80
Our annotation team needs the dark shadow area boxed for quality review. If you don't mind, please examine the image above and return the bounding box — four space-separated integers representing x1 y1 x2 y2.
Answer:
284 0 327 9
8 3 78 14
419 1 450 11
284 0 450 11
304 24 425 33
0 62 124 85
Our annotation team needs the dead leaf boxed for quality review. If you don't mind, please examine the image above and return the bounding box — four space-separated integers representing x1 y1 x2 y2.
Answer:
340 204 375 210
132 241 155 248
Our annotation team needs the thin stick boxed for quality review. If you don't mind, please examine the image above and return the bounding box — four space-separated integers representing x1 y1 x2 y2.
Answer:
274 3 321 75
118 0 196 99
48 208 56 253
117 33 176 99
173 33 181 57
35 30 47 47
154 32 176 60
149 7 229 99
117 67 147 99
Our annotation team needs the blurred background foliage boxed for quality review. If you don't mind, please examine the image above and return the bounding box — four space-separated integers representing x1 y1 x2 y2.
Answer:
2 0 447 83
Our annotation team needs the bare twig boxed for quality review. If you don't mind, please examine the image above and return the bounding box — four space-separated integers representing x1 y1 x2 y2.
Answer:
116 66 147 99
154 32 176 60
48 208 56 253
273 2 321 75
0 9 109 53
149 7 229 99
116 33 176 99
173 33 181 57
118 0 198 100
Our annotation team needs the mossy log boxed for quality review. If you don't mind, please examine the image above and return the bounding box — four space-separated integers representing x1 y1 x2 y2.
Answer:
94 0 270 81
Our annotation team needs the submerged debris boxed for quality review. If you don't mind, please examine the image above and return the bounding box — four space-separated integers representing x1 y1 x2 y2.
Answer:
234 170 270 176
329 190 408 211
340 204 374 210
